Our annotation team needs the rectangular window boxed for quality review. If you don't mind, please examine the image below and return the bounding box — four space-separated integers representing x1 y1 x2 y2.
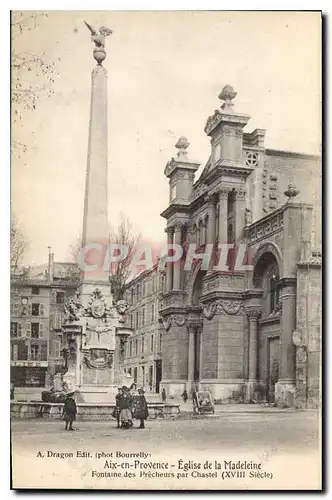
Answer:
136 312 139 329
18 323 22 337
32 303 40 316
11 322 18 338
25 322 31 338
30 345 40 361
39 323 44 338
54 312 62 330
31 323 39 339
150 334 154 353
159 333 162 351
129 341 132 357
142 308 145 326
135 339 138 356
12 344 18 361
53 340 61 358
130 314 133 329
56 292 65 304
11 302 20 317
31 286 40 295
151 303 155 323
141 336 144 354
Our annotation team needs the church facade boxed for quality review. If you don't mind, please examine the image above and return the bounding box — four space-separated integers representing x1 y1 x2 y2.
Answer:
158 85 321 408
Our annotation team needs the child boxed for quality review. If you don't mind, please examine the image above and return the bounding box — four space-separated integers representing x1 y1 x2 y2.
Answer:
62 392 77 431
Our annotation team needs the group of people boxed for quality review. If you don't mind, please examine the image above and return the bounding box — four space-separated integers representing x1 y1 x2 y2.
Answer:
61 384 149 431
114 384 148 429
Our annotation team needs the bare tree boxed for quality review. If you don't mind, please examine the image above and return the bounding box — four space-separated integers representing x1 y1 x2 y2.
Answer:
11 216 27 271
11 12 58 157
109 214 140 302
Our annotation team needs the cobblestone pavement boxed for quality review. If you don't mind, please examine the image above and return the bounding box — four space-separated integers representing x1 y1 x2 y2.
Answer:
11 411 321 490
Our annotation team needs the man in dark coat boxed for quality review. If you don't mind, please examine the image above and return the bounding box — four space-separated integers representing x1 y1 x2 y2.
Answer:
135 389 148 429
161 388 167 403
62 392 77 431
115 387 123 428
181 389 188 403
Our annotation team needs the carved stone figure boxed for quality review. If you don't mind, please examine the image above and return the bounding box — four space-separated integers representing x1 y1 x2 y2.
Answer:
245 207 252 226
84 21 113 48
64 295 83 322
116 300 129 316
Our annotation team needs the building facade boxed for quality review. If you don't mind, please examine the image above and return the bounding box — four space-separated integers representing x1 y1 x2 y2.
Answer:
10 252 79 399
122 265 165 393
158 85 321 408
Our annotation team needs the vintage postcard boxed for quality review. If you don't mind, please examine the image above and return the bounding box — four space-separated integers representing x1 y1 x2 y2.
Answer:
10 10 322 490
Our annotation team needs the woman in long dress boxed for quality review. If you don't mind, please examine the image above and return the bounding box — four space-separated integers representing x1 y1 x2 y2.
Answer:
119 387 133 428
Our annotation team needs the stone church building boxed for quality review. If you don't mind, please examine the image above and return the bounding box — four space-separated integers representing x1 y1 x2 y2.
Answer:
159 85 321 408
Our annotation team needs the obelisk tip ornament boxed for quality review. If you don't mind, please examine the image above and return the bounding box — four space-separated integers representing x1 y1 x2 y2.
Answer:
84 21 113 65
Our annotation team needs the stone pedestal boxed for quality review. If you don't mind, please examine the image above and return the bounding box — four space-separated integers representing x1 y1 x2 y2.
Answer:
275 278 297 406
245 309 261 402
187 325 195 392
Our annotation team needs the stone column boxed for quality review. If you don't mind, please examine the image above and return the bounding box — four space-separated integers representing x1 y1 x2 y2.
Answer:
207 196 216 244
173 224 182 290
165 227 174 291
276 278 297 406
246 309 261 401
206 196 216 270
218 188 228 244
187 325 195 392
235 188 246 241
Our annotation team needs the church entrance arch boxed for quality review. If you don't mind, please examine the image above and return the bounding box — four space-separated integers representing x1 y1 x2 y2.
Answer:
253 251 281 403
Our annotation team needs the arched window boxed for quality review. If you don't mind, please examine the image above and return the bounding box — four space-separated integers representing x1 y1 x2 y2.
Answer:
204 216 208 244
253 252 281 317
199 220 204 246
227 190 236 243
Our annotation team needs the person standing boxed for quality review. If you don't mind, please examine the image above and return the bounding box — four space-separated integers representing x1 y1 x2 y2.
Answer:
119 387 133 429
161 388 167 403
181 389 188 403
115 387 123 428
136 389 148 429
62 392 77 431
192 387 198 413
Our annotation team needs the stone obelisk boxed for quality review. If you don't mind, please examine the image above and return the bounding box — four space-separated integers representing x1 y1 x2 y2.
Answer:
80 22 113 290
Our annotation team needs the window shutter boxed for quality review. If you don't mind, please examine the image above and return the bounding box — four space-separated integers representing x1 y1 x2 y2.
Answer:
39 323 44 338
18 323 22 337
40 304 44 317
25 322 31 337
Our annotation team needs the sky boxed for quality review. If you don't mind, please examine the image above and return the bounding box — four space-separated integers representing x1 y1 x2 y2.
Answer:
12 10 321 267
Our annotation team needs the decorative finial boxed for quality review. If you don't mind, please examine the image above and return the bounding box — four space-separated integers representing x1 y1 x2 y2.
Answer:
284 183 300 202
175 136 190 158
218 84 237 111
84 21 113 65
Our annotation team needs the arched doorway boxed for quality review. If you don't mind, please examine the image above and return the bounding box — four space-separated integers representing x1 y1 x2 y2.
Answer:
253 252 281 402
192 270 206 306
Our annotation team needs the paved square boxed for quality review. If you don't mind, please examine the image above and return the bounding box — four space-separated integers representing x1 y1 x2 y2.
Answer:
11 411 321 490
